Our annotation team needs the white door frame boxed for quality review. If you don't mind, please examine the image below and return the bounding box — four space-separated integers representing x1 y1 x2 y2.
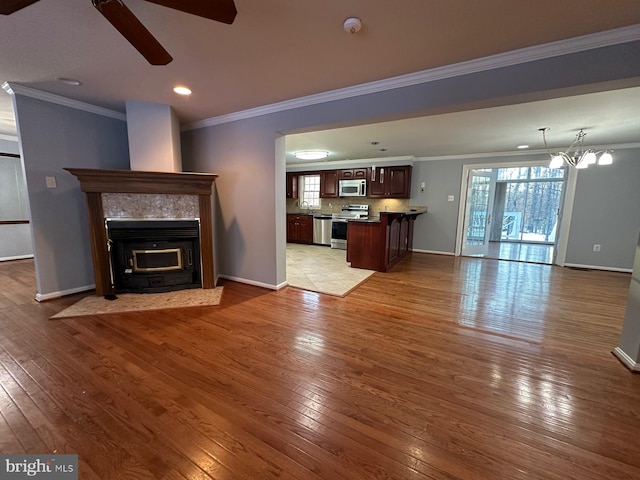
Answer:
454 160 576 266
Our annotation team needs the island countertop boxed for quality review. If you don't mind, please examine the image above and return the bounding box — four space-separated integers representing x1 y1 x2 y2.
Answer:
349 207 428 223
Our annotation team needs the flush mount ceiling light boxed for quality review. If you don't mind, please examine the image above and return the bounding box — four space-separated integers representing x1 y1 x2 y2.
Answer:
56 77 81 86
294 151 329 160
173 86 192 95
539 128 613 169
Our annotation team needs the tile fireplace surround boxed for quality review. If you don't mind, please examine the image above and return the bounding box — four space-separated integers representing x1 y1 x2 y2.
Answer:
66 168 218 297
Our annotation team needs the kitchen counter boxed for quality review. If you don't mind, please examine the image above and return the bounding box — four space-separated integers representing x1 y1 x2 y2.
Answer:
347 208 427 272
347 207 427 223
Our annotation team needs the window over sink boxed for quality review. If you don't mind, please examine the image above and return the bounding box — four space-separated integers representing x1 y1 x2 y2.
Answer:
299 174 321 209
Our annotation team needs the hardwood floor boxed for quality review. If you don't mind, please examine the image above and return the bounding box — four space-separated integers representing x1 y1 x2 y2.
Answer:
1 256 638 479
485 241 554 264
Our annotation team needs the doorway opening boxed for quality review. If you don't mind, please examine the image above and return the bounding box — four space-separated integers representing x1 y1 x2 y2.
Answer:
458 162 568 265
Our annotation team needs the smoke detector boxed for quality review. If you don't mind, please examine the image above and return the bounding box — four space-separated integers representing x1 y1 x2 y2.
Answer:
343 17 362 34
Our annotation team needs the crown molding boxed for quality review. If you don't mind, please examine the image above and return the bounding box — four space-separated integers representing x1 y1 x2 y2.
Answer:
287 155 414 170
413 142 640 162
2 82 126 121
183 25 640 131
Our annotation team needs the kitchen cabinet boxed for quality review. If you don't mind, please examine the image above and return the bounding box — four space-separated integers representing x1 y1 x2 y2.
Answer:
339 168 370 180
346 210 424 272
287 214 313 244
286 173 299 199
369 165 412 198
320 170 339 198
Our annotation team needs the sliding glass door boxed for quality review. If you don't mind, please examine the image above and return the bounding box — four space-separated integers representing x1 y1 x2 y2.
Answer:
461 169 497 256
496 166 565 244
459 164 566 264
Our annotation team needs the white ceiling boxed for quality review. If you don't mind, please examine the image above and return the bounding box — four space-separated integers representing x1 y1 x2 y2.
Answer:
1 1 639 158
285 87 640 163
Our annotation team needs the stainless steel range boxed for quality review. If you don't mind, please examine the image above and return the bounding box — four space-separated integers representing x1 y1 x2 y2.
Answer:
331 204 369 249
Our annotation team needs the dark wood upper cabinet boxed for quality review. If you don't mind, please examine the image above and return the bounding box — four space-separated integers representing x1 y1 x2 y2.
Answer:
286 172 298 199
320 170 339 198
339 168 370 180
369 165 412 198
287 165 410 199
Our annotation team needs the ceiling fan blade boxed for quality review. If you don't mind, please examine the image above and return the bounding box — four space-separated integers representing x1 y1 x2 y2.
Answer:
143 0 237 24
0 0 40 15
93 0 172 66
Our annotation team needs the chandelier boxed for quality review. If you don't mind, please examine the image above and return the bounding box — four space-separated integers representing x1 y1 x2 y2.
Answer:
539 128 613 169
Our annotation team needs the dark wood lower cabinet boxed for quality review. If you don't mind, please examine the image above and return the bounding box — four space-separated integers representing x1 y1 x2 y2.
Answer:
347 212 423 272
287 214 313 244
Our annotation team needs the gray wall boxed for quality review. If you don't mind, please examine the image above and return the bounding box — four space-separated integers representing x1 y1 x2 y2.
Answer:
13 95 129 298
565 148 640 268
182 116 281 286
410 150 640 270
182 40 640 287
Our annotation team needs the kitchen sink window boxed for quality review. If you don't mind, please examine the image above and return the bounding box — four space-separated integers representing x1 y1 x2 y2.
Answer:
300 174 321 209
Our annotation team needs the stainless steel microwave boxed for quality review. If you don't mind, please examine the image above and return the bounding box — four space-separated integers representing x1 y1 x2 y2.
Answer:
338 179 367 197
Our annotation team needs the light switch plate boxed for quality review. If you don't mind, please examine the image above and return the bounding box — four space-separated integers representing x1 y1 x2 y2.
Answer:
45 176 57 189
447 195 454 202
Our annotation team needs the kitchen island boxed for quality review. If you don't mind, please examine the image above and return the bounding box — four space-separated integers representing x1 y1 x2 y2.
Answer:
347 208 426 272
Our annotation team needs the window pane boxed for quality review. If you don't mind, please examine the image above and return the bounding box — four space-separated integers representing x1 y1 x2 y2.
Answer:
300 174 321 208
497 167 529 181
529 166 565 180
501 179 564 242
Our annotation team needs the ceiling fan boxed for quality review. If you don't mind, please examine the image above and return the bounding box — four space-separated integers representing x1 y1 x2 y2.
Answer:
0 0 237 65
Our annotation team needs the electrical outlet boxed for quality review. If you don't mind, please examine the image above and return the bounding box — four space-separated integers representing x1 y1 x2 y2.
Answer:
593 244 601 252
45 176 57 189
447 195 455 202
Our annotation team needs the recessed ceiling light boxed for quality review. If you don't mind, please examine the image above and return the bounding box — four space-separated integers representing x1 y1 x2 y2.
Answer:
294 151 329 160
56 77 81 86
173 86 192 95
517 144 529 149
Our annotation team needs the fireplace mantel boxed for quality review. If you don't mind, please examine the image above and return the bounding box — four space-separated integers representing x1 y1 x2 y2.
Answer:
66 168 218 296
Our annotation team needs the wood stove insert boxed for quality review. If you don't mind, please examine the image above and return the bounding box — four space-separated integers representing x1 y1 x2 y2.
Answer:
107 219 201 293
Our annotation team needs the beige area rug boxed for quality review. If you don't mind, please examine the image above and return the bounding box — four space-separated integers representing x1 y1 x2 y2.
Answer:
51 287 224 319
286 243 375 297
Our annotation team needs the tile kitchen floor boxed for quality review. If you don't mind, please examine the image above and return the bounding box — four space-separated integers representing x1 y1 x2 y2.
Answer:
286 243 375 296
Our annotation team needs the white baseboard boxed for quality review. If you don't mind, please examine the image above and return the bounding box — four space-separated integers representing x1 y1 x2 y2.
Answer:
0 254 34 262
612 347 640 372
217 274 279 290
411 249 455 256
564 263 632 273
35 284 95 302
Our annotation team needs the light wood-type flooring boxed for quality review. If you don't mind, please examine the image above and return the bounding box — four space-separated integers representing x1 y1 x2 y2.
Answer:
1 256 639 479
